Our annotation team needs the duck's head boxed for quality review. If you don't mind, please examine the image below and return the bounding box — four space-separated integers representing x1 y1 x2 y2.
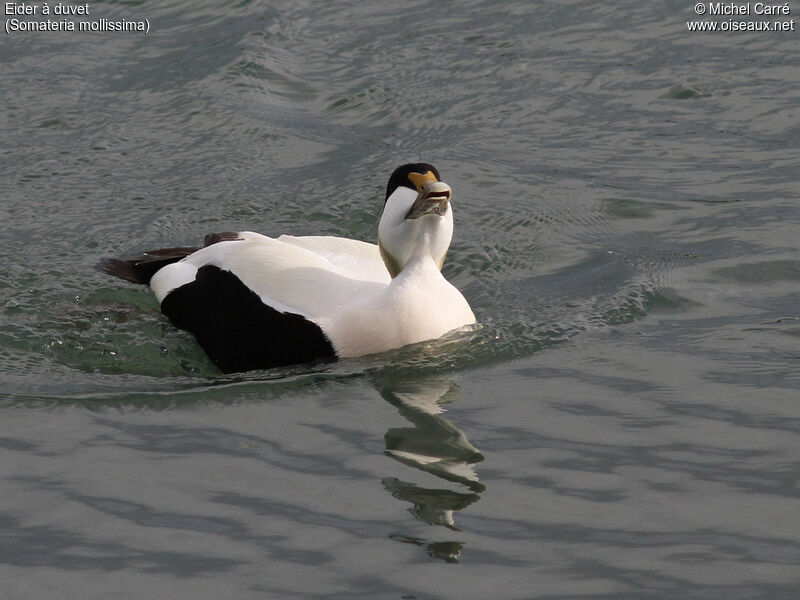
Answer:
378 163 454 278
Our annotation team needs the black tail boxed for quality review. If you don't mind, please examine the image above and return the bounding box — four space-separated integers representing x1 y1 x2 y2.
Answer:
96 232 242 285
96 247 199 284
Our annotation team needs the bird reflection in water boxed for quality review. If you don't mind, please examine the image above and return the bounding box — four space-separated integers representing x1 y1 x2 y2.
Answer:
377 377 484 563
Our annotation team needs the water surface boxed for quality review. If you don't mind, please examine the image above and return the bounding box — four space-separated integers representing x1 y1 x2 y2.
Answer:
2 1 799 598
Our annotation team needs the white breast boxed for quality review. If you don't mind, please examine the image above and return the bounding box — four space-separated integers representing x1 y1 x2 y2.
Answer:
320 256 476 357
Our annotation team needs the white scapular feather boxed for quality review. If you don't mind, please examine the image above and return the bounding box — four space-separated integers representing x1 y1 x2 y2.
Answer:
151 231 387 317
277 234 390 284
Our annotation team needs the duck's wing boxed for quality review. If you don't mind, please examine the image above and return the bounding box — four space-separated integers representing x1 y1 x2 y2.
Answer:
150 231 387 320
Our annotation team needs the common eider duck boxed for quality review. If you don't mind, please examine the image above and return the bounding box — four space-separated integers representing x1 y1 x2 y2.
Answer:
97 163 476 373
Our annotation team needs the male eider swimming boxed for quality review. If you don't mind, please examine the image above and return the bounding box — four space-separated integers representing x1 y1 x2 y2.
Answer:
97 163 476 373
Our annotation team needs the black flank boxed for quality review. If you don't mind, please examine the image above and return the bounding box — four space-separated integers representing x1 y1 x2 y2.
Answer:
160 265 336 373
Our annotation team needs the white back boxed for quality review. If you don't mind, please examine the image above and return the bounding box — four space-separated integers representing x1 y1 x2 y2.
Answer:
151 232 389 318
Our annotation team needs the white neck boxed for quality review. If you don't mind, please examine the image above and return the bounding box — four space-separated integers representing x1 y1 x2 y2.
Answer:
378 187 453 277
